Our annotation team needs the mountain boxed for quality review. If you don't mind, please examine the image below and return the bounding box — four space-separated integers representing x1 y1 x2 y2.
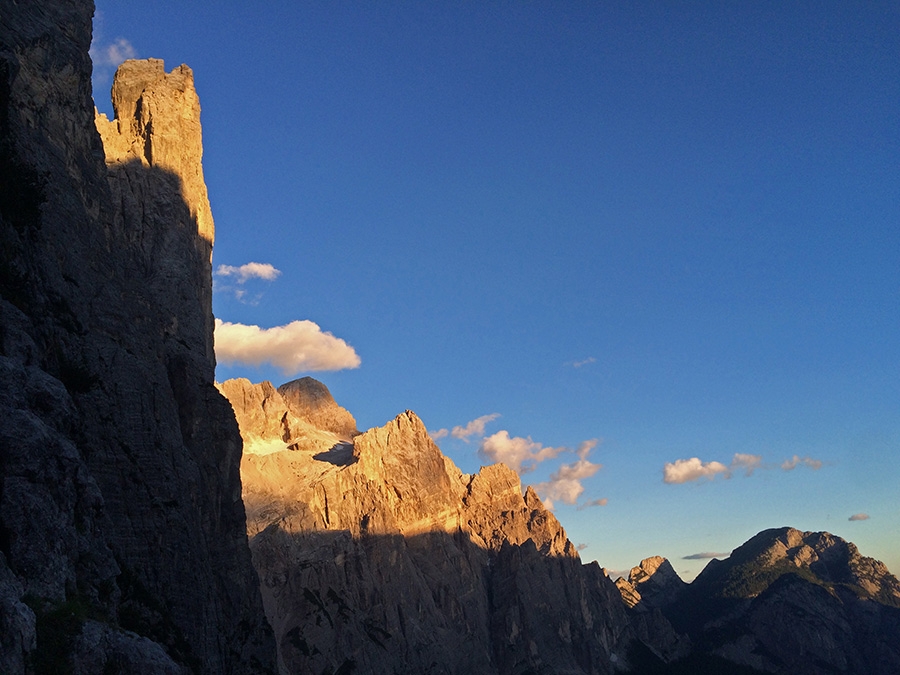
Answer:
1 4 273 673
221 377 687 674
621 527 900 674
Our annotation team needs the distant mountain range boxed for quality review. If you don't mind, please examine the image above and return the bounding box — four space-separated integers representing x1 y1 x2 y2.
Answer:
222 376 900 674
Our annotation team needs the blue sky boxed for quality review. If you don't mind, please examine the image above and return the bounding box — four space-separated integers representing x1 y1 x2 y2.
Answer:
92 2 899 580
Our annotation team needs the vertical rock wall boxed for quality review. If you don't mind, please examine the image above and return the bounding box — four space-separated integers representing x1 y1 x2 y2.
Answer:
0 2 274 672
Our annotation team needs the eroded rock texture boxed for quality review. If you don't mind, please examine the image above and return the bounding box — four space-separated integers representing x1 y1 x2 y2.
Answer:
0 3 273 672
655 527 900 674
223 377 685 674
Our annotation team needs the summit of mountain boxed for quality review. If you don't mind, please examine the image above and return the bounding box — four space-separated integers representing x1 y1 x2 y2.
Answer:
221 377 687 674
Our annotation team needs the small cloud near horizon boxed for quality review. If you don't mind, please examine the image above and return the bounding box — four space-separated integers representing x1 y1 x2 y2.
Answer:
90 18 137 96
848 513 870 522
577 497 608 510
683 552 731 560
664 452 823 484
431 413 501 442
533 440 602 509
214 318 360 374
214 262 282 303
478 430 567 474
781 455 823 471
576 543 588 552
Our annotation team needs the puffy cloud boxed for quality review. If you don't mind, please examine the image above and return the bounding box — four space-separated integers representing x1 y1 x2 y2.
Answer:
533 456 602 509
781 455 823 471
215 262 282 283
683 551 730 560
214 319 360 374
663 457 729 484
731 453 762 476
848 513 870 522
452 413 501 441
478 430 566 474
90 37 137 68
429 428 449 440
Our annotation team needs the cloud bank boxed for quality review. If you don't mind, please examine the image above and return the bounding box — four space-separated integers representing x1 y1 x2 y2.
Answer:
533 440 602 509
214 319 360 374
478 430 567 474
664 452 823 484
848 513 870 522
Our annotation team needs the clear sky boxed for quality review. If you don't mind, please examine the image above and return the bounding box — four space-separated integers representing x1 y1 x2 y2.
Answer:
91 1 899 580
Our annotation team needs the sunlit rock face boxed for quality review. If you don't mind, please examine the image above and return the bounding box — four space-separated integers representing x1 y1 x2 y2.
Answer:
615 556 687 610
661 526 900 674
0 4 273 671
223 377 686 674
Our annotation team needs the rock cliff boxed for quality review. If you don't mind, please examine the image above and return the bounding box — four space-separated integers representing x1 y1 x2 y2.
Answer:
641 527 900 674
614 557 686 611
222 377 685 674
0 3 273 673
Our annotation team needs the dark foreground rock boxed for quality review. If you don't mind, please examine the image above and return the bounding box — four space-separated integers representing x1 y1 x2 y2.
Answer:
0 2 274 672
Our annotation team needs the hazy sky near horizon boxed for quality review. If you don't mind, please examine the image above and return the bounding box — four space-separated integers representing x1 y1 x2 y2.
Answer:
91 2 899 580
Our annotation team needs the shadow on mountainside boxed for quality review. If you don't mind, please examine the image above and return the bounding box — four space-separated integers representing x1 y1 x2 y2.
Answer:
312 441 356 466
249 522 685 675
1 138 272 671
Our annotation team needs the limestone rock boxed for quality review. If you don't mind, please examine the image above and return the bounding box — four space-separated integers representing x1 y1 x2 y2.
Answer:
665 526 900 674
1 5 274 671
225 377 687 674
278 377 358 439
615 556 686 610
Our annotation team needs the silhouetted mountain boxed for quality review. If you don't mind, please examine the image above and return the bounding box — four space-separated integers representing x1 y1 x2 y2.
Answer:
622 527 900 674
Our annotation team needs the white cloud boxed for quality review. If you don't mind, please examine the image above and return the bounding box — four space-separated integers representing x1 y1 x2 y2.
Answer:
429 428 449 440
452 413 501 441
214 319 360 374
533 455 602 509
731 453 762 476
848 513 870 522
478 430 566 474
683 551 730 560
781 455 823 471
215 262 281 283
663 457 729 484
571 357 597 368
90 37 137 68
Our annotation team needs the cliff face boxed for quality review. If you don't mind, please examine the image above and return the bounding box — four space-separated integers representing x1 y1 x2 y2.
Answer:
223 377 685 674
649 527 900 674
0 4 273 673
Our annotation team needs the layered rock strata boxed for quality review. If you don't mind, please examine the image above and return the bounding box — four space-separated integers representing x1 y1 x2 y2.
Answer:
223 377 685 674
1 4 273 672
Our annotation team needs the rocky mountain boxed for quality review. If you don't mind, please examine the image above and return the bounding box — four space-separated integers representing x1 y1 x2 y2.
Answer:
621 527 900 674
1 3 273 673
615 556 687 611
221 377 687 674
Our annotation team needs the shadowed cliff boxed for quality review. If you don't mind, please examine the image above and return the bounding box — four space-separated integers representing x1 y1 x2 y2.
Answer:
222 377 686 674
1 4 274 672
